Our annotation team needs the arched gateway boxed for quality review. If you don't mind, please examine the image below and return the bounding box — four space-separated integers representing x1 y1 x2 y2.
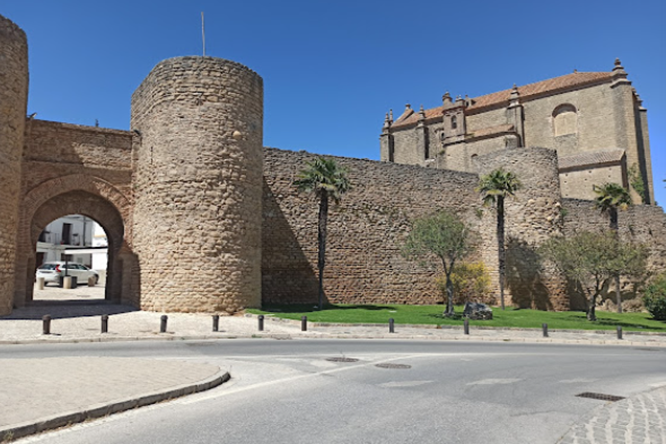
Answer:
14 175 137 307
0 14 264 316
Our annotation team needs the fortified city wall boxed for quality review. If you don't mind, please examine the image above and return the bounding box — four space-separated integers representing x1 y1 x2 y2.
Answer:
474 148 568 311
14 120 134 307
262 148 482 305
562 198 666 309
0 16 28 314
130 57 264 313
1 12 664 315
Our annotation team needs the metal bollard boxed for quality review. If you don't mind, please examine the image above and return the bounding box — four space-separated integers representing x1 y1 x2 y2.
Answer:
542 323 549 338
463 318 470 335
258 315 264 331
301 316 307 332
617 326 623 340
101 315 109 333
389 318 395 333
160 315 168 333
212 315 219 332
42 315 51 335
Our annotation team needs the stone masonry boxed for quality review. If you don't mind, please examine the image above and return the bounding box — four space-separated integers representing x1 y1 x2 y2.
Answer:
131 57 263 313
0 13 664 315
0 15 28 315
382 61 655 205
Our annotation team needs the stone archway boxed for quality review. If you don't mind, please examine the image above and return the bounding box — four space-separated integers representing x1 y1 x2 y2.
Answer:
14 175 138 308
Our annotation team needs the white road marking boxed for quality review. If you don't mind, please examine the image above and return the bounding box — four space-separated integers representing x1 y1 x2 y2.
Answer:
558 378 598 384
179 353 453 405
466 378 522 385
379 380 434 388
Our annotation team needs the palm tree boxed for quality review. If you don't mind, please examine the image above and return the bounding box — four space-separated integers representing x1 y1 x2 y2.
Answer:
477 168 521 310
293 157 351 310
593 182 632 313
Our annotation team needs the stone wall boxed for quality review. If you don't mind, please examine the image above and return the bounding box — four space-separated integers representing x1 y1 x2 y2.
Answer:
438 136 512 172
562 199 666 309
466 107 507 133
22 120 133 196
474 147 569 310
522 82 616 154
391 128 423 165
12 120 136 307
131 56 264 313
262 148 482 305
559 164 624 201
0 15 28 315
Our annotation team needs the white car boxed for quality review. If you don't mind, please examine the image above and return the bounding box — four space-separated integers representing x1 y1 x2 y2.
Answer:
36 262 99 286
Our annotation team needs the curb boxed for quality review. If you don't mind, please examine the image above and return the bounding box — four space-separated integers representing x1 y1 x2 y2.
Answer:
0 369 230 442
243 313 666 336
1 332 666 348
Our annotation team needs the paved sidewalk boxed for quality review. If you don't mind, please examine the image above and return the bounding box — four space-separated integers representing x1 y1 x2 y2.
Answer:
0 356 228 442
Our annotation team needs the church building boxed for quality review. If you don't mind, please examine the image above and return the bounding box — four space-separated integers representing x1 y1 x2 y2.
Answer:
380 59 654 204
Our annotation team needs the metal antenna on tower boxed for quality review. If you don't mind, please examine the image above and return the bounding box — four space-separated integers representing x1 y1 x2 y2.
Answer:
201 12 206 56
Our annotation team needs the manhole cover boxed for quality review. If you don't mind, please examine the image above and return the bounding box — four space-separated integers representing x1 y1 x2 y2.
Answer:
576 392 625 402
326 357 359 363
375 363 411 369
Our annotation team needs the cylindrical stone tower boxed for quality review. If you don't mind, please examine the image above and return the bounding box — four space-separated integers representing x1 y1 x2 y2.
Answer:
131 57 263 313
475 147 568 310
0 15 28 315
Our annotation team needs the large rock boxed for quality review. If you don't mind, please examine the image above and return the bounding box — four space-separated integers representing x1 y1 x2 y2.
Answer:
463 302 493 320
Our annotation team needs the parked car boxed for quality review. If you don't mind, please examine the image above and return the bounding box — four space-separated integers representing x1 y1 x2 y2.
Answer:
36 262 99 286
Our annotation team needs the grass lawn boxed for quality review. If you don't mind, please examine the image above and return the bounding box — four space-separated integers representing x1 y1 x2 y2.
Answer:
247 304 666 333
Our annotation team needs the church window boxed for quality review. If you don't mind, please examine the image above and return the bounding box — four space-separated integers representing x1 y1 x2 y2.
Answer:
553 104 577 136
451 116 457 129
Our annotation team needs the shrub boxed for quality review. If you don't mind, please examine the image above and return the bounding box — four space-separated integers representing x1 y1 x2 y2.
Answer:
644 273 666 320
436 261 493 305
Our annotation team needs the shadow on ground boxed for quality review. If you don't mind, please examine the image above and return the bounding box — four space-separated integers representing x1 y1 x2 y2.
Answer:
1 302 138 320
260 304 399 314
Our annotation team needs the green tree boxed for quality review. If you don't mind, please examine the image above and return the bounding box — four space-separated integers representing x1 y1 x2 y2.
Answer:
643 272 666 320
402 211 476 316
477 168 521 310
437 261 492 305
541 231 647 321
593 182 632 313
293 157 351 310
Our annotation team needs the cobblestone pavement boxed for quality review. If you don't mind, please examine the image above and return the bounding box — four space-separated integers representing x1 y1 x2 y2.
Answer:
558 387 666 444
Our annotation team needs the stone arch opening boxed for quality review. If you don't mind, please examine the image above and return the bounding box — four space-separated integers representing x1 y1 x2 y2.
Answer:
14 176 138 308
34 213 108 301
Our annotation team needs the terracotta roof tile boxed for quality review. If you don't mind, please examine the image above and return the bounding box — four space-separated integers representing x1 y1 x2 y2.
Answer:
558 148 626 171
391 71 613 130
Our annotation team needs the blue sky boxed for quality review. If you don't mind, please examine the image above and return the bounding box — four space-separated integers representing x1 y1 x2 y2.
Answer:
3 0 665 205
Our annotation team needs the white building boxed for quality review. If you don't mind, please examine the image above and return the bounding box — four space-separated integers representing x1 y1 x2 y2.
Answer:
36 215 108 280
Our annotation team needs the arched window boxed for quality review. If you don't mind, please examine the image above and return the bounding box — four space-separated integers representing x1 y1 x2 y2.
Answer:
451 115 457 129
553 104 577 136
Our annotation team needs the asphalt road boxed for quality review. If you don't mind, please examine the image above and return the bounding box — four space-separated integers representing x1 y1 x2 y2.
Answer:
6 340 666 444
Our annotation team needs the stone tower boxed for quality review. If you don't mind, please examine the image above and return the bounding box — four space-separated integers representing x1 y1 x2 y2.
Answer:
0 15 28 315
475 147 568 310
131 57 264 313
